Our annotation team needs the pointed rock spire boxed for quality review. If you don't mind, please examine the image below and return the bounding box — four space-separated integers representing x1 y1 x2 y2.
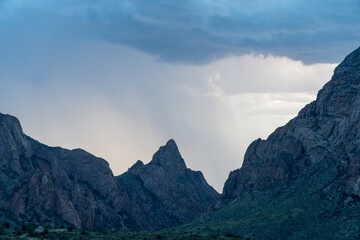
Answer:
117 138 219 229
150 139 187 170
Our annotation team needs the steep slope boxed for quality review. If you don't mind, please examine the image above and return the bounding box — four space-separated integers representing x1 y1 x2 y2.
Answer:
0 113 134 231
116 139 219 230
222 47 360 203
0 114 218 231
182 47 360 239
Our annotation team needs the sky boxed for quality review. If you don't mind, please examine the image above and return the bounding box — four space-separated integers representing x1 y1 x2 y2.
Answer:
0 0 359 192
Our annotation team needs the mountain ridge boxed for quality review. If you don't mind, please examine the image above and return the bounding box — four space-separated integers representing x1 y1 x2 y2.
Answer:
1 47 360 239
184 47 360 239
0 113 218 231
116 139 219 229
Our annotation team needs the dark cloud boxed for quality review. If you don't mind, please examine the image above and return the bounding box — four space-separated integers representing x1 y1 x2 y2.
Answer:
1 0 359 64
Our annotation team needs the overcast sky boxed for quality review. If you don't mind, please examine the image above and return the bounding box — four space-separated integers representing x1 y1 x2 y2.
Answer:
1 0 359 192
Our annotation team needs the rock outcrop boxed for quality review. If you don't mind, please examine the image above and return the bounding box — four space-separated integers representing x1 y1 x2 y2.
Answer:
0 113 134 231
222 46 360 203
0 114 218 230
117 139 219 230
208 47 360 239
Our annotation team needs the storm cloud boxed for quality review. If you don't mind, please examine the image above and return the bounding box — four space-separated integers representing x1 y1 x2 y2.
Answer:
1 0 360 64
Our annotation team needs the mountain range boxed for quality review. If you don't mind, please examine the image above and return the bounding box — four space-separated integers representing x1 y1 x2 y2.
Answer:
0 115 218 231
182 46 360 239
1 47 360 239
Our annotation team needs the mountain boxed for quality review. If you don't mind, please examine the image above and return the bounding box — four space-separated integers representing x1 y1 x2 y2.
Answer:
0 114 218 230
182 47 360 239
0 113 138 230
117 139 219 230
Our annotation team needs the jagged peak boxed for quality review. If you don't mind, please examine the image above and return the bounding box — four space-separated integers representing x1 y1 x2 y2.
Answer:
150 139 187 170
129 160 144 170
166 139 177 147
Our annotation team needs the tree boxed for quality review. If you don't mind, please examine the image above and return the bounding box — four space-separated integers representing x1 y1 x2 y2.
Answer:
2 222 10 229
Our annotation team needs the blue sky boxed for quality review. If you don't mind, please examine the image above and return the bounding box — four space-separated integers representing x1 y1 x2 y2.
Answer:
0 0 359 191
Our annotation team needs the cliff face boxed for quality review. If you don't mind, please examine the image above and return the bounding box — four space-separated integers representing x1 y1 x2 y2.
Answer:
222 47 360 203
117 139 219 230
0 114 218 231
0 113 134 231
209 47 360 239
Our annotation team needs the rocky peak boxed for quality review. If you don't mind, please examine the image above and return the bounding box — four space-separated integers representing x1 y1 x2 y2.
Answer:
0 113 26 142
0 113 21 126
307 47 360 119
221 46 360 200
222 47 360 202
0 112 134 231
332 46 360 81
149 139 187 171
206 46 360 239
0 116 219 232
129 160 144 170
118 139 219 230
0 113 32 172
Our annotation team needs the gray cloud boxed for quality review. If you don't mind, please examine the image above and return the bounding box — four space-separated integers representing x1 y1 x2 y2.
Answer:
1 0 360 65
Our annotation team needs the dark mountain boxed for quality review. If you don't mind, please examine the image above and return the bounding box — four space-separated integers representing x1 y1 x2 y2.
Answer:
0 113 133 231
117 139 219 230
0 114 218 230
182 47 360 239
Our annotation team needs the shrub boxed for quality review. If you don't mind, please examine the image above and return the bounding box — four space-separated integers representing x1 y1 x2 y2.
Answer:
225 232 242 238
2 222 10 229
41 228 49 235
21 224 35 234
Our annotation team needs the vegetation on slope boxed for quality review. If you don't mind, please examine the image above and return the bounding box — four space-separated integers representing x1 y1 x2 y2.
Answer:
0 223 248 240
